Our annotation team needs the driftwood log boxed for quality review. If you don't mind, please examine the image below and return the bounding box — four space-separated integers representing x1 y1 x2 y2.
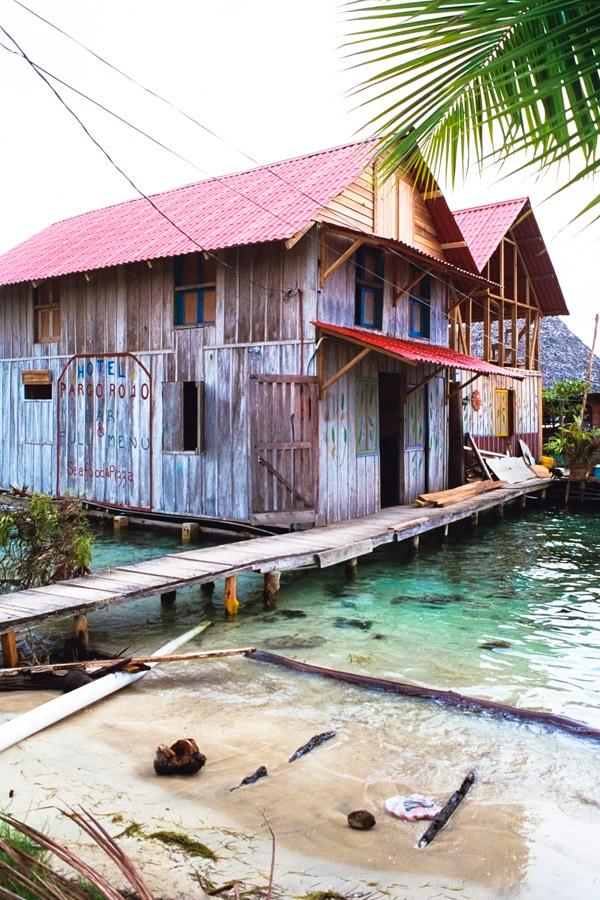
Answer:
246 650 600 742
418 771 475 848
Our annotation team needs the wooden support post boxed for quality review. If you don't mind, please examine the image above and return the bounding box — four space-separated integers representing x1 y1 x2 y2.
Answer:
496 502 504 519
1 632 18 668
540 489 547 500
471 511 479 526
73 614 89 649
201 581 215 597
443 524 449 539
411 535 420 551
182 522 199 543
224 576 239 617
520 495 527 510
345 557 358 577
113 515 130 531
161 590 177 606
263 570 281 605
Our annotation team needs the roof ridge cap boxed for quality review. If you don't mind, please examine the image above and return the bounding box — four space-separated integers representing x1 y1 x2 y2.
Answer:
453 197 529 215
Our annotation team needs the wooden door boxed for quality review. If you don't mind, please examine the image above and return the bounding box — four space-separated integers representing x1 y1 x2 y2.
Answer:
378 372 404 507
250 375 319 521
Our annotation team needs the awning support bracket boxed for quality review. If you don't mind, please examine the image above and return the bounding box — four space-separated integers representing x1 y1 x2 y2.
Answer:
320 346 371 398
406 366 445 396
448 372 485 399
320 238 365 289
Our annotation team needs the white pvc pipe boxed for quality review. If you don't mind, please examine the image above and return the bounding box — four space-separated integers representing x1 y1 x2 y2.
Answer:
0 621 210 753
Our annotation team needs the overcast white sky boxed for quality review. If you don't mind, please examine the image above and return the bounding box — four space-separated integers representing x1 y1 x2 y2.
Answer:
0 0 598 348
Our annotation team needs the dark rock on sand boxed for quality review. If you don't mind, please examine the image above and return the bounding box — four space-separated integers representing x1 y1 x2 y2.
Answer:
277 609 307 619
347 810 376 830
62 671 93 692
154 738 206 776
479 639 512 650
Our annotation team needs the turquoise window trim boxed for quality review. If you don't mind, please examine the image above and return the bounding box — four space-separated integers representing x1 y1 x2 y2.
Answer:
174 288 207 326
356 285 383 330
409 296 431 339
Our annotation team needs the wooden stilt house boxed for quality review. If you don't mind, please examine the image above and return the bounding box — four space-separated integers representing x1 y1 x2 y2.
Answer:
0 142 568 526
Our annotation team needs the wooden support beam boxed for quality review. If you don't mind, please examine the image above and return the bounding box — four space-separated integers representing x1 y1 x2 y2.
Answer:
113 515 129 531
73 613 89 648
201 581 215 597
422 189 442 200
161 591 177 606
224 576 239 617
1 632 18 668
263 570 281 605
440 241 467 250
483 293 492 362
320 239 364 289
411 535 420 551
406 366 445 397
320 346 371 396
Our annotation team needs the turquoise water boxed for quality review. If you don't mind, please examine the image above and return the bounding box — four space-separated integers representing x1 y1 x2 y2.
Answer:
51 506 600 727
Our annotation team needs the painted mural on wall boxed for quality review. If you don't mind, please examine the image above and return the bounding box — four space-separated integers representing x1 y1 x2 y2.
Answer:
57 353 152 510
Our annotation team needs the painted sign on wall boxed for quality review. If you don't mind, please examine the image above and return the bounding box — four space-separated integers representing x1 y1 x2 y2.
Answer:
57 353 152 510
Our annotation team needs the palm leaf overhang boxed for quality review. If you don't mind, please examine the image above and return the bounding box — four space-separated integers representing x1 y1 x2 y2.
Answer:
345 0 600 224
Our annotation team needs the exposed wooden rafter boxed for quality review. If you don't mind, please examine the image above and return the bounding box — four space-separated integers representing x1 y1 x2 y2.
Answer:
440 241 467 250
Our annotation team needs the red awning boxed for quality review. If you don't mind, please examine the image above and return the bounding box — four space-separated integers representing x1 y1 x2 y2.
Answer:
313 322 527 379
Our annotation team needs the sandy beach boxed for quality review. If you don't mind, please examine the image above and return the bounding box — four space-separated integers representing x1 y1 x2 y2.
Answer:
1 653 599 899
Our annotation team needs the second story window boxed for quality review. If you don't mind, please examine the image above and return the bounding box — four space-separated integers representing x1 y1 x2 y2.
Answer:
174 253 216 327
33 281 61 343
355 246 383 330
409 267 431 340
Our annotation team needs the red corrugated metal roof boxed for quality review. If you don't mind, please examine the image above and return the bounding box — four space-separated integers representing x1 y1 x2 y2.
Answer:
313 321 526 378
0 140 378 287
453 198 568 316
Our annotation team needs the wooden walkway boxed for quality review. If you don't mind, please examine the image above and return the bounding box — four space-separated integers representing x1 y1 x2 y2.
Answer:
0 480 551 656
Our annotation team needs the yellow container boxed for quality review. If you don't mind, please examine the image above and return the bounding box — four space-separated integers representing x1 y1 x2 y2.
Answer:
540 455 555 469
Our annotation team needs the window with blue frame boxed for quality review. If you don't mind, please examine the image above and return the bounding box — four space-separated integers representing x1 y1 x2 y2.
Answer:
174 253 216 326
355 246 383 330
408 267 431 339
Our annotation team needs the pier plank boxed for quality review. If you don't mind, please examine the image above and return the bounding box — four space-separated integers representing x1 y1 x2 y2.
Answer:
0 480 552 636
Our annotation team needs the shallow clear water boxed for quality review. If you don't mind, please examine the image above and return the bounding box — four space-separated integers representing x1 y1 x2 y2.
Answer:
46 505 600 726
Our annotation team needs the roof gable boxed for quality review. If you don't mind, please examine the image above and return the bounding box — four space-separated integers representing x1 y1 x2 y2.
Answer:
453 198 568 316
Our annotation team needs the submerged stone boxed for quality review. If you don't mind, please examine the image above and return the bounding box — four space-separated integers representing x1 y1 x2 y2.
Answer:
263 634 326 650
479 639 512 650
278 609 307 619
332 617 373 630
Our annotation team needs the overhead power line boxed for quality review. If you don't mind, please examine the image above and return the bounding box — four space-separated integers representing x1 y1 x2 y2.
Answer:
2 9 510 347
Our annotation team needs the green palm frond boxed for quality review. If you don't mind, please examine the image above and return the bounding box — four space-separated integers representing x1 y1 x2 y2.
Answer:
345 0 600 222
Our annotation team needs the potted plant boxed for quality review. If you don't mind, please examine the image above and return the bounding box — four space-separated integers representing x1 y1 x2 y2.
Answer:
545 424 600 478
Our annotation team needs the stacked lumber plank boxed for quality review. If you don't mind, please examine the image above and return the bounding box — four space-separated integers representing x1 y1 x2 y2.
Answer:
415 480 507 508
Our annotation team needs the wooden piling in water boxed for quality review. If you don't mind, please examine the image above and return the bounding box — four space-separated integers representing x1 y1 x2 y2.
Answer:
113 515 129 531
182 522 199 543
344 557 358 577
224 576 239 616
73 614 89 649
1 632 18 668
263 570 281 605
161 591 177 606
